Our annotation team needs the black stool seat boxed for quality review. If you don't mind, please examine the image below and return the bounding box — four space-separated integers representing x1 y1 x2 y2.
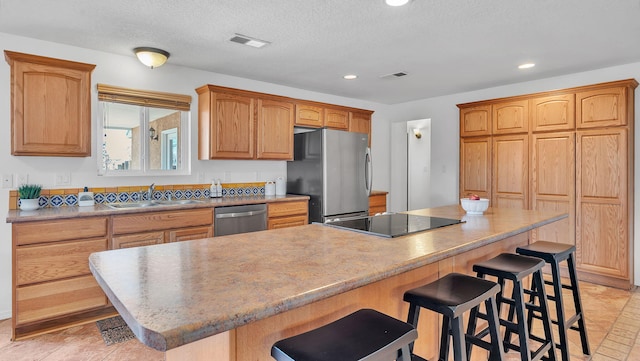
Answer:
516 241 590 361
271 308 417 361
404 273 504 361
516 241 575 263
471 253 556 361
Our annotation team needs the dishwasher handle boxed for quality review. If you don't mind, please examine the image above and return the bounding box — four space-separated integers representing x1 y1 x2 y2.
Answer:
215 209 267 219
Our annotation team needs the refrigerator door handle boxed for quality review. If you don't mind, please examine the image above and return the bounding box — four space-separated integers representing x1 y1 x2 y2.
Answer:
365 147 372 196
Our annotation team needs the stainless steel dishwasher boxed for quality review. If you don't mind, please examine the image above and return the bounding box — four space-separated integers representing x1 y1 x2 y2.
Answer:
214 204 268 236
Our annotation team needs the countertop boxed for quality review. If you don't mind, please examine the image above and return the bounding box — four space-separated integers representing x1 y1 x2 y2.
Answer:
88 205 566 351
5 194 310 223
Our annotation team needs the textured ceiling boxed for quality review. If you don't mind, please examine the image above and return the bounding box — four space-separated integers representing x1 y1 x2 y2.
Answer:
2 0 640 104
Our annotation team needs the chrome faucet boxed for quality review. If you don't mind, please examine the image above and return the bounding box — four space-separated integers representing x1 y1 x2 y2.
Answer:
147 183 155 201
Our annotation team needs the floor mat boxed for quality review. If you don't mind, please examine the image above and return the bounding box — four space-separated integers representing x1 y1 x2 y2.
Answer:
95 316 135 345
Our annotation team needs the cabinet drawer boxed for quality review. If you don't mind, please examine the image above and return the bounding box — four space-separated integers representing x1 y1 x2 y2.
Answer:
268 215 308 230
112 231 164 249
368 194 387 208
13 217 108 246
16 275 108 325
168 226 213 243
16 238 107 286
268 201 308 218
112 208 213 235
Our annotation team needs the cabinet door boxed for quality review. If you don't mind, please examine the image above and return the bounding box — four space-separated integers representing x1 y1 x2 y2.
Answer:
349 111 372 146
459 137 491 199
492 134 528 209
530 94 575 132
256 99 294 160
324 108 349 130
531 133 575 245
16 238 107 286
15 275 108 325
459 105 491 137
5 51 95 156
492 100 528 134
112 231 164 249
576 129 629 281
368 193 387 215
168 226 213 243
211 92 255 159
295 103 324 127
576 86 628 128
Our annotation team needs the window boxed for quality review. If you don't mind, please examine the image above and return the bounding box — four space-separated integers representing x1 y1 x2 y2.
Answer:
97 84 191 176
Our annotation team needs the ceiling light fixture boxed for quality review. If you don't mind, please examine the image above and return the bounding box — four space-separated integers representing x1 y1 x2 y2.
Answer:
230 34 271 48
518 63 536 69
134 47 170 69
343 74 358 80
386 0 410 6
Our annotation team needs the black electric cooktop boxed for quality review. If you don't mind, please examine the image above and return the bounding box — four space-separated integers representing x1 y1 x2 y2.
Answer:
325 213 463 238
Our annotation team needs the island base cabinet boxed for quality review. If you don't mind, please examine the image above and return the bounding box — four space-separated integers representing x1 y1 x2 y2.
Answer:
224 232 529 361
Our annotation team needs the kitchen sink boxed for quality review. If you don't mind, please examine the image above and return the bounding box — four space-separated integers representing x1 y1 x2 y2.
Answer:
106 199 204 209
153 199 204 205
106 201 159 209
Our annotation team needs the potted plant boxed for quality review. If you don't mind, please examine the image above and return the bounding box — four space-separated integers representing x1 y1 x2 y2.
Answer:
18 184 42 211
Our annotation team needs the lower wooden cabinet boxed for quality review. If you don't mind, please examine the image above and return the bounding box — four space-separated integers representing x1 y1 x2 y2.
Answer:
168 226 214 243
12 216 113 340
268 201 309 229
112 231 165 249
369 192 388 215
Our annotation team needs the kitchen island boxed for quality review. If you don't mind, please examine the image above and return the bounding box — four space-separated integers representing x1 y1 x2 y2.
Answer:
89 205 566 360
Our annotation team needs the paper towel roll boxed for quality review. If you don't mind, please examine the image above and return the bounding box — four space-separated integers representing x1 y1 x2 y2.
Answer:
265 181 275 196
275 177 286 195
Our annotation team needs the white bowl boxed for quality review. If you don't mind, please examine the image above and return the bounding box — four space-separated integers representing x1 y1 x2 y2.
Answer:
460 198 489 215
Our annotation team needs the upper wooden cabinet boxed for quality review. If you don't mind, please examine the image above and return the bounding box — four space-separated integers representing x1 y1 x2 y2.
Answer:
197 85 293 160
492 100 528 134
198 84 374 160
459 105 491 137
4 51 95 156
324 107 349 130
530 94 575 132
257 99 294 160
576 85 630 128
459 136 491 200
295 103 324 127
348 111 372 146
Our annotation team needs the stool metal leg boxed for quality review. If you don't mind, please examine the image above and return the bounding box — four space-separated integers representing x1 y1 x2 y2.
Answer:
550 258 570 361
532 269 557 361
406 303 421 354
451 316 467 361
567 253 590 355
439 316 452 361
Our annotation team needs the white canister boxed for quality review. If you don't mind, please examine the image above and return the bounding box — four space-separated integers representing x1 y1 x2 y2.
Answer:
275 177 286 196
265 181 276 196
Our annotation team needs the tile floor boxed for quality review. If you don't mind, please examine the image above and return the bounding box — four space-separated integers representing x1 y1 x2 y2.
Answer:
0 281 638 360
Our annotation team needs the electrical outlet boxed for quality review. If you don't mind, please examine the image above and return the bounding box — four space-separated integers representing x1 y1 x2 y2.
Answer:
2 174 12 188
55 172 71 186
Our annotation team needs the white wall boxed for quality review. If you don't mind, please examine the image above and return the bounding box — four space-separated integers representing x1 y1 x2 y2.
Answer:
2 31 640 320
383 62 640 287
0 32 385 319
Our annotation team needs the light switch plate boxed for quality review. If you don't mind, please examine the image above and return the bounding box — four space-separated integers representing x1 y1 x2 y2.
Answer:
55 173 71 186
16 173 28 185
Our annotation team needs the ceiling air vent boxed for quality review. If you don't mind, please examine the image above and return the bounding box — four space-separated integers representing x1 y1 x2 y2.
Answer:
229 34 270 48
379 71 408 79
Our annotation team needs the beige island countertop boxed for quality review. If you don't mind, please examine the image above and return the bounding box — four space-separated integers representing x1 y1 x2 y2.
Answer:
89 205 566 360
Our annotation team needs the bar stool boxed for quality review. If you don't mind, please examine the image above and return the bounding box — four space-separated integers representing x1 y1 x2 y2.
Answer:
469 253 556 361
516 241 590 361
271 308 417 361
403 273 504 361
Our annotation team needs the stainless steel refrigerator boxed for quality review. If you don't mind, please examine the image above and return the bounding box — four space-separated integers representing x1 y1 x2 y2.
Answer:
287 128 372 223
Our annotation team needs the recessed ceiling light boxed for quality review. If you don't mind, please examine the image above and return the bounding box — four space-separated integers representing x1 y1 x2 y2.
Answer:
343 74 358 80
518 63 536 69
386 0 410 6
229 34 270 48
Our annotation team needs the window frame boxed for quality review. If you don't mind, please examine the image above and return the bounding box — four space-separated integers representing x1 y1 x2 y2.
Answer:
97 84 192 176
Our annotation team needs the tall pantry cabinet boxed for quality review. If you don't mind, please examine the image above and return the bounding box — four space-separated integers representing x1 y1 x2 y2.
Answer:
458 79 637 289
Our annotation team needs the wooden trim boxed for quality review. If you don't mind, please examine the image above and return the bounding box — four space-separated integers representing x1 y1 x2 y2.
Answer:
457 78 638 109
98 84 192 111
4 50 96 71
